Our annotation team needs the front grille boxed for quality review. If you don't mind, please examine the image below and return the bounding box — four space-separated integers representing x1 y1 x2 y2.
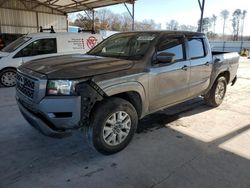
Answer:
16 72 36 99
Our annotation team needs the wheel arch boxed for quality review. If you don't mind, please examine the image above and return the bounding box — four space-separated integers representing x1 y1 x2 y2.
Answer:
0 67 17 72
97 82 147 119
203 70 230 96
217 71 230 84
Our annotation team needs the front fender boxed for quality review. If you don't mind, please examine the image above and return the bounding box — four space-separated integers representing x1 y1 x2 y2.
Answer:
103 82 148 118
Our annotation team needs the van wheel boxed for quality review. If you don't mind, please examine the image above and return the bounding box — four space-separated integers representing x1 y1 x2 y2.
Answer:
0 69 16 87
85 98 138 155
204 76 227 107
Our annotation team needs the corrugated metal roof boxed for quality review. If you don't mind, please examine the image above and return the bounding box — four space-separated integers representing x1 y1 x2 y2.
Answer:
34 0 135 13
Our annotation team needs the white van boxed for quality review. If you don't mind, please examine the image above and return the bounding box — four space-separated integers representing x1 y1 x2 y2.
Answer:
0 32 102 87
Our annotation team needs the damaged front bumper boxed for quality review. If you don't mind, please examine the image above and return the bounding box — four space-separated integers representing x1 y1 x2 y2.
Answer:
16 93 82 138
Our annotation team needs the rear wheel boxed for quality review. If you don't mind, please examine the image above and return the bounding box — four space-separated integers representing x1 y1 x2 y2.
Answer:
204 76 227 107
85 98 138 155
0 69 16 87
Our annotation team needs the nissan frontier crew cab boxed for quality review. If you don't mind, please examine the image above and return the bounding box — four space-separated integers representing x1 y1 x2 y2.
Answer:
16 31 239 154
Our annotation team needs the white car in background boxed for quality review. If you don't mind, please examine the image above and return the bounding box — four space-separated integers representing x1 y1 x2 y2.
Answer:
0 32 102 87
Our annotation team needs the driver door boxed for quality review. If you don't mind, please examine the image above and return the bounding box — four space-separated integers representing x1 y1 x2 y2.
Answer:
148 35 190 111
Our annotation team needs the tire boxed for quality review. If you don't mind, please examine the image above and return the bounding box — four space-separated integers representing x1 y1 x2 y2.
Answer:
0 68 16 87
85 97 138 155
204 76 227 107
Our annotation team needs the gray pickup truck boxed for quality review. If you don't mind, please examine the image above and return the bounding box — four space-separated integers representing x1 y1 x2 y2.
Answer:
16 31 239 154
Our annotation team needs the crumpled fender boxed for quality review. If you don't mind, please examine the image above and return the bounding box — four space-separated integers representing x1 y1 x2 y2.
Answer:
102 81 148 117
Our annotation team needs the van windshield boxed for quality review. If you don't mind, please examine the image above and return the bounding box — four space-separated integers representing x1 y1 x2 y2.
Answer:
1 36 31 53
87 32 158 60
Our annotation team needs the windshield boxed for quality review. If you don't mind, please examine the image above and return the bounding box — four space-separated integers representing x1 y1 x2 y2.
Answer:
87 32 158 60
1 36 31 53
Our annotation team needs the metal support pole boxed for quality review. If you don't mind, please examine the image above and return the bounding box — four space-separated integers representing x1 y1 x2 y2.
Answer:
66 14 69 32
198 0 205 32
124 1 135 31
132 2 135 31
92 10 95 33
36 11 39 32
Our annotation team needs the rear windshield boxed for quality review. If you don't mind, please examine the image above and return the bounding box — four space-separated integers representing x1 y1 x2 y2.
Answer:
87 32 158 60
1 36 31 53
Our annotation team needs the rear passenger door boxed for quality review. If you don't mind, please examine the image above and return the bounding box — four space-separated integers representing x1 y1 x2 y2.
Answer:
148 35 190 111
187 37 212 97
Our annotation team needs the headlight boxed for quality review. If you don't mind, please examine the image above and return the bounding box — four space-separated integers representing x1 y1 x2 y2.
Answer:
47 80 78 95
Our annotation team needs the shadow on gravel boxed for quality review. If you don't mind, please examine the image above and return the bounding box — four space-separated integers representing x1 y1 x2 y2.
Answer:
137 97 213 134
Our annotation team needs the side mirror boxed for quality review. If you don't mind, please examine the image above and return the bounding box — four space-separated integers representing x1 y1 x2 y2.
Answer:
157 52 175 63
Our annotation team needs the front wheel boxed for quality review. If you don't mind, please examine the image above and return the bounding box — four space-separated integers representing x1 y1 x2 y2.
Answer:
204 76 227 107
85 98 138 155
0 69 16 87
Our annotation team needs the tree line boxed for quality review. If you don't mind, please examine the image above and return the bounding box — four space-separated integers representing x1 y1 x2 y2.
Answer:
165 9 247 41
70 9 160 32
197 9 247 41
71 8 248 41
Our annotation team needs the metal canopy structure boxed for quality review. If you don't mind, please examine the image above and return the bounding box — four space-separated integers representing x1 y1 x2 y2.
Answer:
0 0 136 33
33 0 136 31
34 0 135 13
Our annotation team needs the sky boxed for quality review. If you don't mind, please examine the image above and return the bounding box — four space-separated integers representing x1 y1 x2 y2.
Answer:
69 0 250 35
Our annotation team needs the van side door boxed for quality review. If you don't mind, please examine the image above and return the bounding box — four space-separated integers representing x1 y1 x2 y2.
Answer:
187 37 212 97
13 38 57 63
148 35 190 111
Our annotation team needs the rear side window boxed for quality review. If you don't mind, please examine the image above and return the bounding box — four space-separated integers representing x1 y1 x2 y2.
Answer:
14 38 57 58
188 38 205 59
157 37 185 62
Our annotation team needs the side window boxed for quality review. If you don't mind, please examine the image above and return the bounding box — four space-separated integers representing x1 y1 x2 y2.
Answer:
14 38 57 58
188 38 205 59
156 37 185 64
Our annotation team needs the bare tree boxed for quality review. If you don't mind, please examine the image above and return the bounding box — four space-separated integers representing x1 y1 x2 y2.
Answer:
241 10 247 40
232 9 242 41
136 19 158 31
120 13 132 31
166 20 179 30
96 9 114 30
198 17 212 33
110 15 122 31
179 24 197 31
211 14 217 33
73 12 93 30
220 9 229 40
72 8 168 32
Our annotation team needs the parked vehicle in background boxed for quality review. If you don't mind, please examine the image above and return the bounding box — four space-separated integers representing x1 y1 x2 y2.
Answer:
0 32 102 87
0 37 5 50
16 31 239 154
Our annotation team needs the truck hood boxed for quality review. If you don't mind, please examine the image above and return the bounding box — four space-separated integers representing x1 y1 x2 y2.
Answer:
21 54 134 79
0 51 10 57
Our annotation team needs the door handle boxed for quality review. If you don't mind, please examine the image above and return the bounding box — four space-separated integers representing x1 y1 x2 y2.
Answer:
181 65 188 71
205 62 210 66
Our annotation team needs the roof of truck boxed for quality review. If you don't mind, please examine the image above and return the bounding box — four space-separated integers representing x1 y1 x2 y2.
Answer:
113 30 205 36
24 30 204 39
